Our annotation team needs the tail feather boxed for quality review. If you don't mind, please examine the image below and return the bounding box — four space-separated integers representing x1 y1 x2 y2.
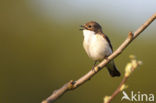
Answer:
106 61 121 77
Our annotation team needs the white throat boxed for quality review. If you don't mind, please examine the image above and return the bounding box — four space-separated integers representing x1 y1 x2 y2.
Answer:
83 30 95 43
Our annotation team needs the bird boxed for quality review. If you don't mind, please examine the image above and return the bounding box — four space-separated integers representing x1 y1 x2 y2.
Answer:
80 21 120 77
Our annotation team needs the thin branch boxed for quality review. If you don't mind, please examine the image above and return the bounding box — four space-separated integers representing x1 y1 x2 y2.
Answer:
42 13 156 103
104 56 142 103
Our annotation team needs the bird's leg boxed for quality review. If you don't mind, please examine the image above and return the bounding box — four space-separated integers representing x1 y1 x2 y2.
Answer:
104 56 111 61
92 61 97 71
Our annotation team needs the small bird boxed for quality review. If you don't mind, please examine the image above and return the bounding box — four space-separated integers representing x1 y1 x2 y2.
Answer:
80 21 120 77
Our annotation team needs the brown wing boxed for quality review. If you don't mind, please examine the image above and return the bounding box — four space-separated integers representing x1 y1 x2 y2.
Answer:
99 33 113 51
104 35 113 51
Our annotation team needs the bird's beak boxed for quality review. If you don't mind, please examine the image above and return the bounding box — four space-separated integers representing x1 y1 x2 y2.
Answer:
80 25 84 30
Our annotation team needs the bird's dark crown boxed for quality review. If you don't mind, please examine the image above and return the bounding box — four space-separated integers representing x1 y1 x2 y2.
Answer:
81 21 102 33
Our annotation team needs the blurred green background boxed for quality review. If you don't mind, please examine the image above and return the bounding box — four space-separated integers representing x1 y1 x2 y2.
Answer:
0 0 156 103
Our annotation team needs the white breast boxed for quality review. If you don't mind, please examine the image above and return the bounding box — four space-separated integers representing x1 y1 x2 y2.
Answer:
83 30 112 61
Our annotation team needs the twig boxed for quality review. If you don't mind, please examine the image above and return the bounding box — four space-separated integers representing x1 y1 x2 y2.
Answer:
104 56 142 103
42 13 156 103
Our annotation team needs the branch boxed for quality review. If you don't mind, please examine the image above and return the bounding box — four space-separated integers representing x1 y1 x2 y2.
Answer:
104 55 142 103
42 13 156 103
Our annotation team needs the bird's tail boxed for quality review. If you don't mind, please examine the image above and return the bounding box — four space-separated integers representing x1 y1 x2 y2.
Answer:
106 61 121 77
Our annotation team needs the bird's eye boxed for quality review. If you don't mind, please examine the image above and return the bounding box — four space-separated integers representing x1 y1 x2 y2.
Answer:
88 25 92 28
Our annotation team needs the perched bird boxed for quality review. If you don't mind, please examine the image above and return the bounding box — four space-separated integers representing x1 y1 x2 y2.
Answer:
80 21 120 77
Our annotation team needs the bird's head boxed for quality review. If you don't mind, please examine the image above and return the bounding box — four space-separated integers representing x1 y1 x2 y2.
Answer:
80 21 102 33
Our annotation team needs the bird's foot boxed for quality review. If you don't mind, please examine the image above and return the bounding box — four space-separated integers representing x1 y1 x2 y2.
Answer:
92 61 97 71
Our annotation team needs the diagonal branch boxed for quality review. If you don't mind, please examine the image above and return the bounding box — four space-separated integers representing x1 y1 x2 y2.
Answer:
42 13 156 103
